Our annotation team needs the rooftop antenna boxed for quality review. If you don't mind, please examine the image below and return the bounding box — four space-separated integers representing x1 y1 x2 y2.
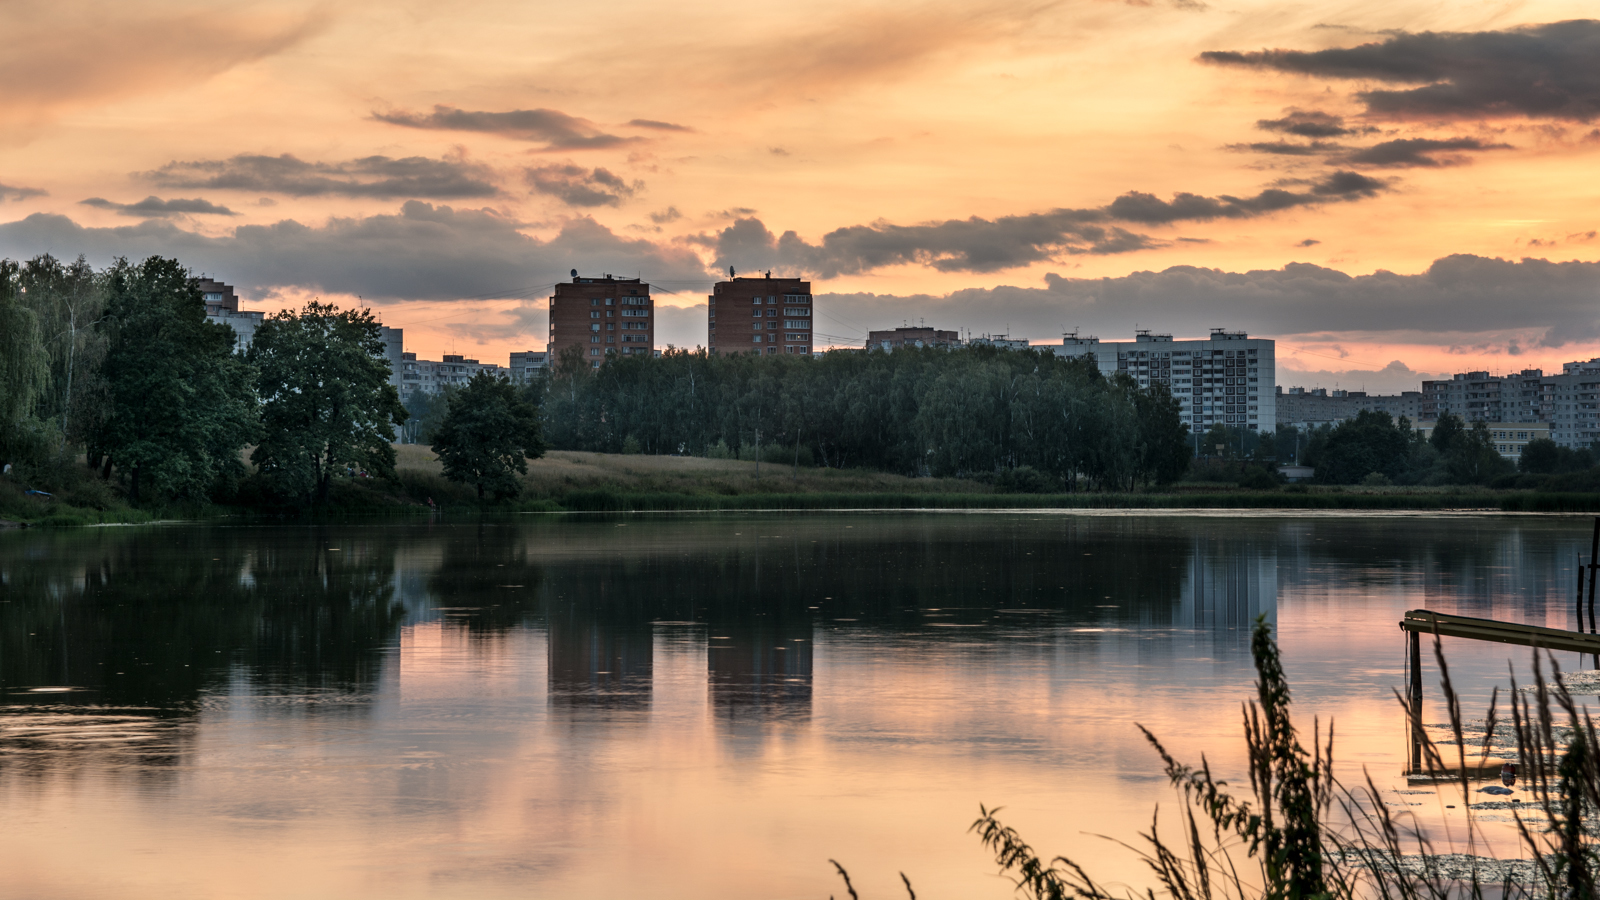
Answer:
729 266 736 277
571 268 577 278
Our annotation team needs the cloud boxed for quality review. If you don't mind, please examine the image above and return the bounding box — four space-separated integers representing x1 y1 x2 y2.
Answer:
373 105 637 150
141 153 498 199
1344 136 1514 167
626 119 692 132
1256 109 1367 137
705 171 1386 276
1203 19 1600 122
649 206 683 224
526 165 641 207
79 195 237 217
0 201 709 302
0 181 47 202
1275 359 1444 395
809 255 1600 351
1229 140 1346 156
0 1 326 131
1297 238 1321 247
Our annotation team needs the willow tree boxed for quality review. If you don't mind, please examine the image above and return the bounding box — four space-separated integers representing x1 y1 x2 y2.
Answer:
0 259 50 468
249 301 406 505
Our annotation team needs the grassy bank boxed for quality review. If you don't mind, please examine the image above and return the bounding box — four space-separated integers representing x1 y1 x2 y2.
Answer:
9 448 1600 527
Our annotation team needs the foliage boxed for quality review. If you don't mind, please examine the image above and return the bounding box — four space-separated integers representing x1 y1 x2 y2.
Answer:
431 371 546 500
1518 438 1594 475
94 257 257 502
0 259 52 468
543 346 1196 490
401 385 453 445
249 300 406 505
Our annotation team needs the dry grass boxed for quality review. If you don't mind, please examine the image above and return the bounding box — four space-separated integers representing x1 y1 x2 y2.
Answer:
392 446 995 497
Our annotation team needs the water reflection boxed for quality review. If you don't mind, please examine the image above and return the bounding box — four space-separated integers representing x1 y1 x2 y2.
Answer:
1 513 1596 900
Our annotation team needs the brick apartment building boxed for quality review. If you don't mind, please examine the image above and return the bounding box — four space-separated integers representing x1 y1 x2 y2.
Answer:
708 275 812 356
866 326 959 350
549 275 654 368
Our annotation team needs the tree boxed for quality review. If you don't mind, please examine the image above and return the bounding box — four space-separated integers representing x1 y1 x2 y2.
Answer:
1133 381 1192 486
1310 410 1411 484
0 259 51 468
1429 411 1465 454
431 371 546 500
249 301 406 505
1444 420 1513 484
95 257 257 502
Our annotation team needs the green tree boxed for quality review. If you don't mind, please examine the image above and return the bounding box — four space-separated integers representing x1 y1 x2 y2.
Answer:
1444 420 1513 484
95 257 257 502
1429 411 1465 454
0 259 51 468
432 371 546 500
249 301 406 505
1133 381 1192 486
1310 410 1411 484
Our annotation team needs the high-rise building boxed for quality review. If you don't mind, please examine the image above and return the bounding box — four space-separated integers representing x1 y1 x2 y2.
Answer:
1543 359 1600 449
199 276 403 390
1057 329 1276 432
1275 387 1424 429
509 350 550 382
397 352 506 397
708 275 812 356
549 275 653 368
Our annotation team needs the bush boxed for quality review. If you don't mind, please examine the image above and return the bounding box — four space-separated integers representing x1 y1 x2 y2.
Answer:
1361 471 1392 486
621 435 642 455
994 465 1057 494
1237 465 1280 490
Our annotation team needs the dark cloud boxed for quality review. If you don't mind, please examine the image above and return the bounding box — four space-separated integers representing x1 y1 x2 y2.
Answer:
814 254 1600 351
649 206 683 224
0 201 708 302
769 147 791 156
1297 238 1321 247
626 119 693 132
373 105 636 150
79 195 237 217
526 165 641 207
1229 140 1346 156
1203 19 1600 122
0 181 47 202
1256 109 1366 137
1344 136 1514 167
142 154 498 199
707 171 1386 276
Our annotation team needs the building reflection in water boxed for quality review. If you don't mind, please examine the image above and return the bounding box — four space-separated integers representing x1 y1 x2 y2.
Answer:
707 620 813 722
1179 535 1277 633
546 609 653 709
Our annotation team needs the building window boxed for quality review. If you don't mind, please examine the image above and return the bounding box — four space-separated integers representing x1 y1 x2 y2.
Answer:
753 335 764 343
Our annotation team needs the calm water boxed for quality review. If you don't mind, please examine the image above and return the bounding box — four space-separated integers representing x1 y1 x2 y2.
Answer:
1 512 1594 899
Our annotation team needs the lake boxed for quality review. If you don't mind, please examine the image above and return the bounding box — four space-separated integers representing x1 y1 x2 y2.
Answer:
1 512 1592 899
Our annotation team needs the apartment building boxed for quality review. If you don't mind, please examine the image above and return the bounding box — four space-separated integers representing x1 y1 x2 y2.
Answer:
509 350 549 382
549 275 654 368
1275 387 1423 428
865 326 959 350
1545 358 1600 449
200 276 404 390
398 353 507 396
1411 421 1551 462
200 277 265 351
1422 369 1545 423
1057 329 1275 432
708 275 812 356
968 333 1031 351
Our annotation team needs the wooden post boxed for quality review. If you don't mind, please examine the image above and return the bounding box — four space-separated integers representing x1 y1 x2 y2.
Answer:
1588 517 1599 634
1580 557 1588 635
1409 628 1423 773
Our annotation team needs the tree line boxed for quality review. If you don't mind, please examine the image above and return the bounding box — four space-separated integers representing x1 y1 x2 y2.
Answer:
534 342 1193 490
1 254 543 508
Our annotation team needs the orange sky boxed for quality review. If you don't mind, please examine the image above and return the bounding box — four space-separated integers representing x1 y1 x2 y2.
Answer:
3 0 1600 392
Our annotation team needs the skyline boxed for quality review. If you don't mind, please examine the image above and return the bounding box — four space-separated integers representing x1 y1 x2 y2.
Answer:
4 0 1600 393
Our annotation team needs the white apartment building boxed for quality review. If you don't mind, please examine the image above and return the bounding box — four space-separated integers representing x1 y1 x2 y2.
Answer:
509 350 550 382
1058 329 1275 432
398 352 507 397
1545 358 1600 449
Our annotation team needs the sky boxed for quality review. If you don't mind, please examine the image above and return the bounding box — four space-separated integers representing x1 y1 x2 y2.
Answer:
2 0 1600 393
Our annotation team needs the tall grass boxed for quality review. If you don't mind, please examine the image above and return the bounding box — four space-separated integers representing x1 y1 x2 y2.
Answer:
834 619 1600 899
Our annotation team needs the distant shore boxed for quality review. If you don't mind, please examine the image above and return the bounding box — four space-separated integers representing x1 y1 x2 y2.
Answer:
7 448 1600 527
